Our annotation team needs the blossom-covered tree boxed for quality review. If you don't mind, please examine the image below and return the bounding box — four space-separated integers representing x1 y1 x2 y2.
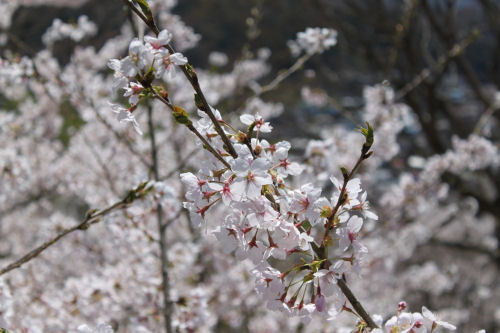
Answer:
0 0 497 332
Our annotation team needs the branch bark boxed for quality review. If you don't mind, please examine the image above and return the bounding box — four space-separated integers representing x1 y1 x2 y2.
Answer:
147 105 173 333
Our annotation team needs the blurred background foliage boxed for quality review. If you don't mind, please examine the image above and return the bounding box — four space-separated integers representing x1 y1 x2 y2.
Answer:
5 0 500 225
5 0 500 252
6 0 500 149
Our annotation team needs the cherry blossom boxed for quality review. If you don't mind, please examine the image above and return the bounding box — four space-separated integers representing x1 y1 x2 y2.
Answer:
0 1 494 332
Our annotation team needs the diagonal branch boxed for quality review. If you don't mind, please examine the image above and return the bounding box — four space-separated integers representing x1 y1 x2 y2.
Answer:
395 29 480 100
256 52 313 97
149 89 231 169
316 138 378 329
421 0 493 109
0 183 151 277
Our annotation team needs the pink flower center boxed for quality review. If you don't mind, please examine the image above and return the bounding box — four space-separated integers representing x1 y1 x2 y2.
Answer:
280 159 291 169
300 197 310 210
246 171 256 182
222 183 231 196
131 84 142 94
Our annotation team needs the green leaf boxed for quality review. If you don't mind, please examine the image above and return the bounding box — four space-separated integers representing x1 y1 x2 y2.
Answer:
340 166 349 179
85 208 99 219
359 122 374 144
173 106 192 126
135 0 153 20
194 93 206 111
359 121 374 155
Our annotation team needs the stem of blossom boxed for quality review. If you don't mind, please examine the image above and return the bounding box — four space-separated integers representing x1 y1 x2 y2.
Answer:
150 89 231 169
188 84 239 159
322 152 365 244
124 0 159 33
315 143 378 329
255 52 312 97
123 0 238 159
0 182 151 276
186 123 232 169
147 105 174 333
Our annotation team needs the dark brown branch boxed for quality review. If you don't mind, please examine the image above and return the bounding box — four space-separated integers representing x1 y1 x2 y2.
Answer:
421 0 493 109
337 278 378 328
0 185 148 277
150 90 231 169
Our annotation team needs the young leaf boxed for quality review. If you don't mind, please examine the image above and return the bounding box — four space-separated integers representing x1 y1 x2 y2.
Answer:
135 0 153 21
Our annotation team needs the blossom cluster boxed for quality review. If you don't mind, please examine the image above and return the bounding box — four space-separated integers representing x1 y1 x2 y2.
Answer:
107 29 188 134
106 28 384 323
288 27 338 56
0 0 495 331
179 122 371 323
98 12 468 328
42 15 97 46
371 302 456 333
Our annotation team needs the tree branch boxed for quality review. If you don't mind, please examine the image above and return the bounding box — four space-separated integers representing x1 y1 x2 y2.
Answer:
315 139 378 329
337 278 378 329
150 89 231 169
147 105 173 333
122 0 238 159
0 183 151 277
421 0 493 109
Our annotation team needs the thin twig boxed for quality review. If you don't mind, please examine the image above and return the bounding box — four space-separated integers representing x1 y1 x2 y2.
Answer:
0 188 57 218
82 133 120 196
147 105 173 333
150 89 231 169
92 104 152 168
384 0 419 74
160 146 199 180
256 52 313 97
0 183 150 277
429 238 499 261
321 153 365 245
473 103 499 134
337 278 377 328
421 0 493 109
315 146 378 329
170 129 196 235
395 29 480 100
